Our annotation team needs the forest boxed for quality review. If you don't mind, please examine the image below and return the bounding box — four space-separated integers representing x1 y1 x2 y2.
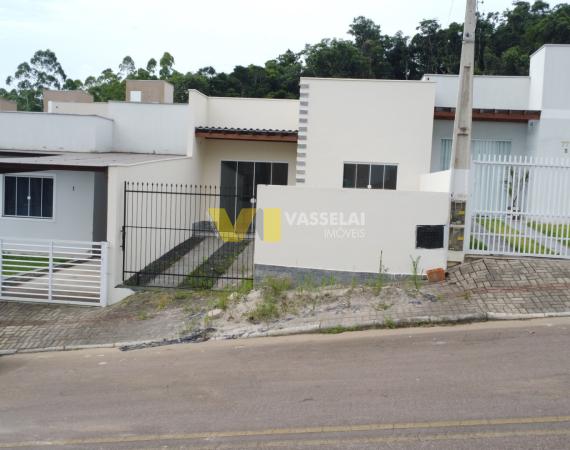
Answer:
1 1 569 111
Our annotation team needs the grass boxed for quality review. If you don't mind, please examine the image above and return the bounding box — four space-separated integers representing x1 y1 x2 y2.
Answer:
2 255 68 276
478 218 552 255
183 241 249 289
470 236 488 251
527 221 570 246
247 276 293 323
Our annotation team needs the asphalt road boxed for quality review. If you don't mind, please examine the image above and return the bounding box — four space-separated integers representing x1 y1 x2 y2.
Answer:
1 318 570 449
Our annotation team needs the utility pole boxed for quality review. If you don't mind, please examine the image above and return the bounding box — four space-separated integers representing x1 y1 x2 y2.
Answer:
448 0 477 263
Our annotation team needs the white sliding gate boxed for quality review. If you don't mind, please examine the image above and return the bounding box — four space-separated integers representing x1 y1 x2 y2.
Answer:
467 155 570 259
0 238 108 306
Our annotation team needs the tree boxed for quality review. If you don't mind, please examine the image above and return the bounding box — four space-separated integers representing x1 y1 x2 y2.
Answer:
159 52 175 79
5 49 67 110
3 2 570 110
303 39 369 78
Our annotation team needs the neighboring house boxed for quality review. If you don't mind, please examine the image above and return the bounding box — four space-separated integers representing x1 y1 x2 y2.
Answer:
426 44 570 172
1 46 569 306
0 98 17 112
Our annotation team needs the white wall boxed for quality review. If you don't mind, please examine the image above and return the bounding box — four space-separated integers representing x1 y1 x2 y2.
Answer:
420 170 451 192
206 97 299 130
105 157 196 304
199 139 297 186
424 74 530 110
300 78 435 191
527 45 570 158
0 170 98 241
50 101 189 155
255 185 449 276
0 112 112 152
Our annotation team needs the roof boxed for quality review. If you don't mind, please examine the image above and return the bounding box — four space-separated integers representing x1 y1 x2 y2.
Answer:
195 126 298 143
0 151 188 172
434 107 541 123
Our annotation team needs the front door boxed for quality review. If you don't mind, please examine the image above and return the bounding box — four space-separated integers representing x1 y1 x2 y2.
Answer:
220 161 288 225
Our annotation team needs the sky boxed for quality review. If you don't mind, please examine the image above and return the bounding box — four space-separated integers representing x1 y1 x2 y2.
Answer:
0 0 565 88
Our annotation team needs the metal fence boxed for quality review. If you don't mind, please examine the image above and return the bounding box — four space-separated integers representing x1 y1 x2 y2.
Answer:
0 238 108 306
467 154 570 259
122 182 255 290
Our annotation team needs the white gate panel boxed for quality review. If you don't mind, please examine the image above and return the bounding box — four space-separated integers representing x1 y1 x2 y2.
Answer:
0 238 108 306
468 155 570 259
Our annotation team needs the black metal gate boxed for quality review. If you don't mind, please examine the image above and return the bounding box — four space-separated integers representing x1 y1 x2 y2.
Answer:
122 182 255 289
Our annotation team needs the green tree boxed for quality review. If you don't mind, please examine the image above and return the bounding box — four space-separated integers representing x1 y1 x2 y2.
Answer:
5 49 67 110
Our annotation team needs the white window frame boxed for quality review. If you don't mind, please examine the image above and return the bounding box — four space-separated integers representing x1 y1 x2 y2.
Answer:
1 173 56 221
342 162 399 190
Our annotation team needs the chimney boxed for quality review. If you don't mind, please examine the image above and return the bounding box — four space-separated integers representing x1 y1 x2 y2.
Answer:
125 80 174 104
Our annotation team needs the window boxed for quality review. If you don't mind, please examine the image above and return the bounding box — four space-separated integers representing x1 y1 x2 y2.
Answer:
343 163 397 190
3 176 54 219
129 90 142 102
440 139 512 171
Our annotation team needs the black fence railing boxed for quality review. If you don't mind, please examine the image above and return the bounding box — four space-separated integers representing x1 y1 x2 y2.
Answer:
122 182 255 290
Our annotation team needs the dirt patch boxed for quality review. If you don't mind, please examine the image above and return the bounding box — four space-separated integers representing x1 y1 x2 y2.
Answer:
198 279 439 339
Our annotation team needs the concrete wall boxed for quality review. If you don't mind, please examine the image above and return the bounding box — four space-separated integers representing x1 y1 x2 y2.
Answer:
0 112 113 152
43 89 93 112
205 97 299 130
298 78 435 190
0 170 100 241
198 139 297 186
527 45 570 158
125 80 174 104
0 99 17 111
430 120 530 171
50 101 189 155
420 170 451 193
424 74 530 110
255 185 449 277
105 157 195 304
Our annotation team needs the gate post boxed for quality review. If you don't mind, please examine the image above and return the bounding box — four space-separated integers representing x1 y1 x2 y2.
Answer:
99 242 109 307
48 240 54 302
0 239 3 297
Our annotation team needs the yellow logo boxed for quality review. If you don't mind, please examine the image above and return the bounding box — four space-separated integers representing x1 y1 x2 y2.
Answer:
208 208 281 243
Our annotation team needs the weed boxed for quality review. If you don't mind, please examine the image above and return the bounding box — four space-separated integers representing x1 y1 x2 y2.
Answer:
463 291 471 300
298 274 317 292
321 325 353 334
237 279 254 294
174 291 191 300
263 276 293 297
321 274 337 287
374 302 392 311
247 296 279 322
384 316 396 329
214 293 230 311
137 310 149 321
409 256 422 291
155 293 173 311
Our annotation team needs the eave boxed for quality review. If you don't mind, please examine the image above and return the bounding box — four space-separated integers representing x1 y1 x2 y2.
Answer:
434 107 541 123
195 127 298 143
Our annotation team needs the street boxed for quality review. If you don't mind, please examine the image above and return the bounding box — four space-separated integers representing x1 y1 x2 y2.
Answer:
1 318 570 449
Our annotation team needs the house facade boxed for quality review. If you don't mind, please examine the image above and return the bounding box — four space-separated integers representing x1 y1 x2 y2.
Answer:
1 44 569 306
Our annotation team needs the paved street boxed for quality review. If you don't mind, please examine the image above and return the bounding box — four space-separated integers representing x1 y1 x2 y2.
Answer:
1 318 570 449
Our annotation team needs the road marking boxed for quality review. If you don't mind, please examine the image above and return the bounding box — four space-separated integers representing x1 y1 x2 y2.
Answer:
2 415 570 448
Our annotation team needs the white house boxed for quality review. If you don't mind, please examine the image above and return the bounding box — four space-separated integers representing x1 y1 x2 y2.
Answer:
1 45 569 306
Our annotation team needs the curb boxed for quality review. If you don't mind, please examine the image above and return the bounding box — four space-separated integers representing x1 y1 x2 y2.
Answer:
4 311 570 356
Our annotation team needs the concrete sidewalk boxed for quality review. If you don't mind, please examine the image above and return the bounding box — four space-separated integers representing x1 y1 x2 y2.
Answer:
1 257 570 353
